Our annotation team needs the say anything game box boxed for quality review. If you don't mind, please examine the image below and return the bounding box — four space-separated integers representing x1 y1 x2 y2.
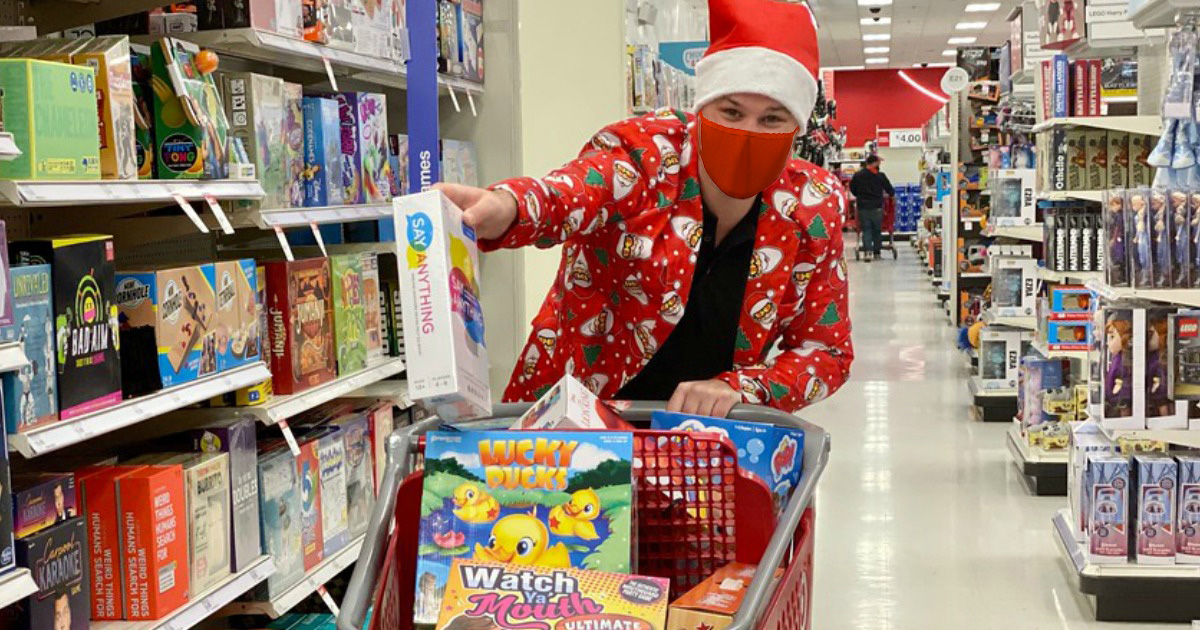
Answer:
413 430 634 625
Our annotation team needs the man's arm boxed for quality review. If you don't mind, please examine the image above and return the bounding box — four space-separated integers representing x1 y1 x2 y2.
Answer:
480 118 674 250
881 172 895 197
847 171 863 198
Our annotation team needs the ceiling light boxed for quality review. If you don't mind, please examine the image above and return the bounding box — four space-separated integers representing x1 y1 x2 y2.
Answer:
863 33 892 41
965 2 1001 11
865 57 889 64
948 36 978 44
864 46 890 53
860 17 892 25
943 49 958 56
857 0 892 6
899 70 950 103
956 21 988 29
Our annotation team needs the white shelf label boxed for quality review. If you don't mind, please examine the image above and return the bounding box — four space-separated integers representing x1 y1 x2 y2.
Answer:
204 194 235 234
310 222 328 257
274 227 295 262
172 194 210 234
279 420 302 457
322 56 340 91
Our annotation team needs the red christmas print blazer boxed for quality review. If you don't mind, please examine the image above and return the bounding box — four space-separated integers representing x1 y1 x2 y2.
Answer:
483 108 853 413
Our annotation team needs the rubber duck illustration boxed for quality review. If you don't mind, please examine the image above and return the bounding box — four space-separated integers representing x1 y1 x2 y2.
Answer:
451 483 500 524
473 511 571 567
548 488 602 540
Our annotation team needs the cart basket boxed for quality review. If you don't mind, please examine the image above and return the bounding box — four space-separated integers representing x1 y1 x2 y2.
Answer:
337 401 830 630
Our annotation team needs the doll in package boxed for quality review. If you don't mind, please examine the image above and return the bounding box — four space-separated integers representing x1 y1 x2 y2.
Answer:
1104 309 1134 419
1105 191 1128 287
1129 190 1154 288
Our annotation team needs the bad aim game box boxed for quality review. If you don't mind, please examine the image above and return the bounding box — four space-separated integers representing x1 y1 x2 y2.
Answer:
10 235 121 420
413 430 634 625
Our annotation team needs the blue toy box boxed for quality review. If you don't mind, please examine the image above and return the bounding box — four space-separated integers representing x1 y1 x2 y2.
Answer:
651 411 804 514
301 96 344 208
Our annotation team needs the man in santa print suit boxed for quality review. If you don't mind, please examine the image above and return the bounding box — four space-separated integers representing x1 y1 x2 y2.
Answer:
438 0 853 416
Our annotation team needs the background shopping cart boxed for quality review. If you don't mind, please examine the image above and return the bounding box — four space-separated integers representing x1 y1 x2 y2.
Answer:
854 195 899 261
337 402 830 630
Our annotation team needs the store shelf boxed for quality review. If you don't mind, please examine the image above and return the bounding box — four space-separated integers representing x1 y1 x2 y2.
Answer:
1010 68 1033 85
181 358 405 426
94 555 274 630
1084 279 1200 307
345 379 412 408
0 133 21 161
0 342 28 374
0 179 265 207
1032 339 1089 360
1129 0 1200 29
245 203 393 229
1038 268 1103 284
1042 189 1106 202
1098 425 1200 448
983 310 1037 330
8 362 272 459
959 271 991 279
968 376 1016 398
0 569 39 610
983 223 1042 242
1032 116 1163 136
1006 425 1068 496
224 536 364 618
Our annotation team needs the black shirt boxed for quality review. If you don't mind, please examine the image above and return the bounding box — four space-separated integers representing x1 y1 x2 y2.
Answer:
617 199 760 401
849 168 895 209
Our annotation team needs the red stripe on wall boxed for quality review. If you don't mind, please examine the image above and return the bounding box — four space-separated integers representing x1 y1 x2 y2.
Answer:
830 68 948 147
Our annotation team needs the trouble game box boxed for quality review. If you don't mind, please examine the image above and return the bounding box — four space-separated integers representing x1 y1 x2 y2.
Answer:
12 517 88 630
264 258 336 394
1 264 59 432
115 264 218 397
437 561 669 630
396 190 491 420
115 465 188 620
331 254 368 375
11 235 122 419
193 417 261 572
413 430 634 625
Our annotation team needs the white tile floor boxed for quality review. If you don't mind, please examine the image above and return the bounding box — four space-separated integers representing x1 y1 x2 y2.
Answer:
802 243 1182 629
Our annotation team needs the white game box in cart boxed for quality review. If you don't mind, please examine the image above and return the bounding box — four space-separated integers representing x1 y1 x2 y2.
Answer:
395 190 492 420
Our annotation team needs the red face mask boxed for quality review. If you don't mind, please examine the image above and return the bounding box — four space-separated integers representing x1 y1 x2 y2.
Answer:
698 112 798 200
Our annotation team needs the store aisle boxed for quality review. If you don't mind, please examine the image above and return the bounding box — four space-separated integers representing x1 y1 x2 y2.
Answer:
803 244 1176 630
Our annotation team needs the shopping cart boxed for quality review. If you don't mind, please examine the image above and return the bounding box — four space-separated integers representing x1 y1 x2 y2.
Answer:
337 402 830 630
854 195 899 261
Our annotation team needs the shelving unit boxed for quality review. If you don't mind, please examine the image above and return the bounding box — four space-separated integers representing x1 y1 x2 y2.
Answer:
0 570 39 611
1083 279 1200 308
94 556 275 630
1031 115 1163 136
1032 339 1088 361
1006 426 1067 495
1038 268 1102 284
982 310 1037 331
982 223 1042 242
224 536 365 618
1098 425 1200 448
0 179 265 207
1129 0 1200 29
8 362 272 458
968 376 1018 422
1042 190 1106 202
243 203 395 229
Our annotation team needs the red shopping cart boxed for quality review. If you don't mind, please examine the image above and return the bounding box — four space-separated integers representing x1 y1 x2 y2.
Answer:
336 402 830 630
854 196 898 261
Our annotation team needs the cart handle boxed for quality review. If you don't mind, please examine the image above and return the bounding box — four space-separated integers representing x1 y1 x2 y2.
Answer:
337 403 830 630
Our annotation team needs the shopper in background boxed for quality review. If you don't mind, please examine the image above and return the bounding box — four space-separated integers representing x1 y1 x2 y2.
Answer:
435 0 853 416
849 154 895 262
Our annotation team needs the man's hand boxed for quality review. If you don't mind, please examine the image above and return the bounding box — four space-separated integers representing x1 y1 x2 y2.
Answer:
434 182 519 241
667 379 742 418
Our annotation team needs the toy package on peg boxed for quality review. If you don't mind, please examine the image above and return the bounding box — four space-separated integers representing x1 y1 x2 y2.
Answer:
1150 189 1171 287
1087 453 1130 564
1127 188 1154 288
1145 307 1189 429
1169 190 1191 287
1177 453 1200 564
1104 190 1129 287
1133 453 1177 565
1168 310 1200 400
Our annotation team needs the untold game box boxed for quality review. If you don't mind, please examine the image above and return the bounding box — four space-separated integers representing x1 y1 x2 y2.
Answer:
183 453 231 593
10 235 122 419
396 190 491 420
331 254 368 375
296 436 325 570
115 264 218 397
413 430 634 625
255 446 305 599
361 252 384 363
194 417 261 572
1 264 59 432
264 258 336 395
437 561 669 630
11 517 88 630
116 465 188 620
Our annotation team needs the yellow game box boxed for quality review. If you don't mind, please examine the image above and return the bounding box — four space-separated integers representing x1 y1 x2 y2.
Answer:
437 560 670 630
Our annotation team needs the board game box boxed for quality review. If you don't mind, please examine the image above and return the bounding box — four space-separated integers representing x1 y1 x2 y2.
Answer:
413 430 634 625
356 92 391 204
332 92 365 204
116 264 218 397
352 0 392 58
212 258 261 372
331 410 373 538
255 446 305 599
13 473 77 540
1 264 58 432
194 417 260 572
183 453 231 593
284 82 306 208
11 235 121 419
0 423 13 576
314 428 350 557
75 36 138 181
302 96 345 207
360 252 383 363
457 0 483 83
151 38 228 180
224 72 287 208
387 134 407 197
79 465 140 620
264 258 336 394
436 560 669 630
0 59 100 180
365 400 393 491
129 43 154 179
223 0 303 38
116 465 188 620
331 254 368 375
11 517 88 630
296 436 325 570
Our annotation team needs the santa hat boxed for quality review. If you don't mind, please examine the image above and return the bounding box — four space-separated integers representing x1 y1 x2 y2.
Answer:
694 0 820 125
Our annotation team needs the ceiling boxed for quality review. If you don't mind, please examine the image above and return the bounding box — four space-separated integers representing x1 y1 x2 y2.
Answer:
810 0 1021 69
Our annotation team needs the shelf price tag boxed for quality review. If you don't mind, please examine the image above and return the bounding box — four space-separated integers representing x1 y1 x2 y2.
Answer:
274 227 295 262
316 584 340 616
446 84 461 113
466 91 477 117
322 56 340 92
310 222 328 257
204 194 235 234
278 420 302 457
172 194 211 234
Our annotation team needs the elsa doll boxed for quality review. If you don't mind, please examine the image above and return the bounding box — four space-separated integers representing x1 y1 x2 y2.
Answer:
1130 192 1153 287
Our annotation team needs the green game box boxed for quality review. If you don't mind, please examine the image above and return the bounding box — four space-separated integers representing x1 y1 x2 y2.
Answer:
330 254 367 375
0 59 101 180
